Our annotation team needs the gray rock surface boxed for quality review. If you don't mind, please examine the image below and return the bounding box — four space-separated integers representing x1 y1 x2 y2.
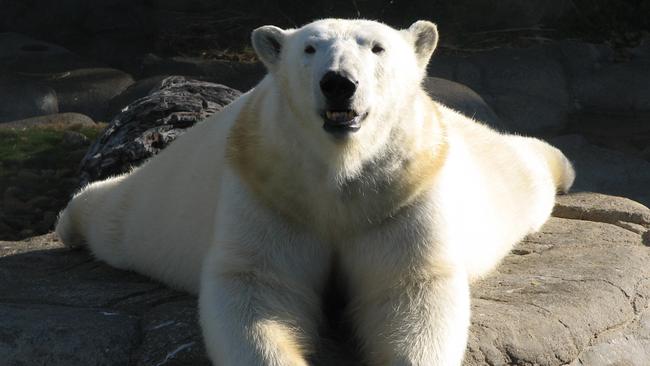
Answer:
425 40 650 182
0 112 95 130
79 76 241 186
632 40 650 60
423 77 504 130
0 33 134 122
570 60 650 140
573 60 650 113
551 135 650 207
427 40 650 143
466 214 650 366
466 193 650 365
139 55 265 92
1 193 648 365
0 2 154 71
554 192 650 237
0 32 91 74
46 68 135 121
1 304 140 366
0 80 58 122
428 46 571 135
437 0 572 31
107 75 172 118
0 234 206 366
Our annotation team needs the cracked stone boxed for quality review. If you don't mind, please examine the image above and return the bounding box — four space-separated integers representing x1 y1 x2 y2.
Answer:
551 135 650 207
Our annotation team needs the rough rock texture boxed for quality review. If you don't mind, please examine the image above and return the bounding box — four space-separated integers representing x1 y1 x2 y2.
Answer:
0 1 576 71
0 112 95 130
46 67 135 121
0 80 58 122
423 77 504 130
428 45 573 135
78 76 241 186
0 113 100 241
139 55 265 92
1 193 649 365
0 234 207 366
570 60 650 148
0 32 134 122
107 75 172 119
427 40 650 141
0 32 91 74
465 193 650 366
466 216 650 365
551 134 650 207
553 192 650 237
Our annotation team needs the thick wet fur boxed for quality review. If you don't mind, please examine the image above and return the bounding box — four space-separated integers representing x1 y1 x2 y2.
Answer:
57 19 574 366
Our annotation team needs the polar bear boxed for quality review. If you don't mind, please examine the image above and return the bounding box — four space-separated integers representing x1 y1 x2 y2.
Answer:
56 19 574 365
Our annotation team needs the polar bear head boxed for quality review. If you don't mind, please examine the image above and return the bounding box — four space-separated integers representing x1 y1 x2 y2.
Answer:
251 19 438 154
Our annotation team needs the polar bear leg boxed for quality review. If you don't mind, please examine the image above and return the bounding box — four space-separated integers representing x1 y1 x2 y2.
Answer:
198 181 328 366
352 269 470 366
199 269 315 366
199 242 326 366
55 176 131 269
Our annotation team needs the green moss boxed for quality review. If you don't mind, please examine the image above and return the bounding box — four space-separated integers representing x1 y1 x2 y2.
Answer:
0 124 106 224
0 124 108 238
0 125 104 171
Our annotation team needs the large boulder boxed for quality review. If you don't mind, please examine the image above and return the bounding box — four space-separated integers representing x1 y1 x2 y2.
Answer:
0 80 58 122
0 32 134 122
139 55 265 92
465 193 650 365
428 45 572 136
423 77 504 130
0 234 207 366
427 40 650 161
0 32 90 74
78 76 241 186
0 112 95 130
45 68 135 121
1 193 648 365
551 135 650 207
570 60 650 140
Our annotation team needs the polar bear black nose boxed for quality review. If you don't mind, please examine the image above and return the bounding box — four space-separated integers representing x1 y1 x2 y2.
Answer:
320 71 358 102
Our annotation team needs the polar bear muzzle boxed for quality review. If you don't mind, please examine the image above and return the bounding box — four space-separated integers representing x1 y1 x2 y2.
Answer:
319 71 367 136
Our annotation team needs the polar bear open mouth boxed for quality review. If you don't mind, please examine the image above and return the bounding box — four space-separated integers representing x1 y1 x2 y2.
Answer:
322 109 368 134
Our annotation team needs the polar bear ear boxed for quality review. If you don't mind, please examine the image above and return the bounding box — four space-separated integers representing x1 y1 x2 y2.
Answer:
252 25 287 71
406 21 439 69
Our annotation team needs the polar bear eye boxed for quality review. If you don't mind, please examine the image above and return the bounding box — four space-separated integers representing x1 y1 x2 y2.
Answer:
304 45 316 54
372 44 385 54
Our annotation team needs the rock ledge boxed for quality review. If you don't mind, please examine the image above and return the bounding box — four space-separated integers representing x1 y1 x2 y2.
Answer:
1 192 649 366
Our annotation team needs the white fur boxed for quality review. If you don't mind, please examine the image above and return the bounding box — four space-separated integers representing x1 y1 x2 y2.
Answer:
56 19 574 366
